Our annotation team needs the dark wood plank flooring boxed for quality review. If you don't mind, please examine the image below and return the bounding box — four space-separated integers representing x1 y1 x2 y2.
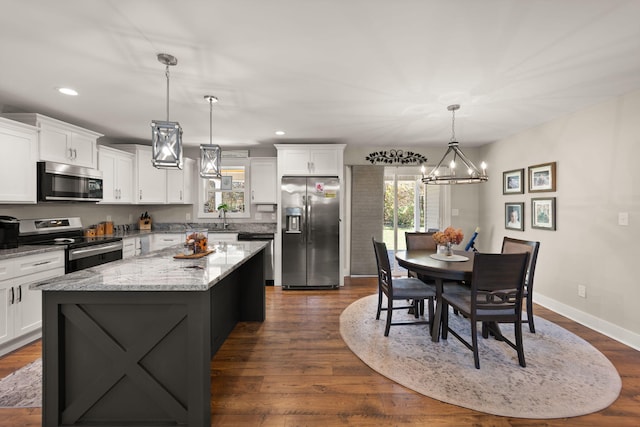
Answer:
1 277 639 426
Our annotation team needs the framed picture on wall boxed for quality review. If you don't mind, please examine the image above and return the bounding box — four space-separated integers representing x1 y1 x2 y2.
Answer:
531 197 556 230
503 169 524 194
505 202 524 231
528 162 556 192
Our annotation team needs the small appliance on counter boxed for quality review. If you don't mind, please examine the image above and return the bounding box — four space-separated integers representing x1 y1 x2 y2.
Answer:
0 216 20 249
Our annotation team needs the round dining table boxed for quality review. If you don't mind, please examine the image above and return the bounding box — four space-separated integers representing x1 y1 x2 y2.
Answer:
395 249 475 342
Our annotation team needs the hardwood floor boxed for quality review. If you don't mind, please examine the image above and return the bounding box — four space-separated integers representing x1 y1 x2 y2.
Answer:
1 277 639 426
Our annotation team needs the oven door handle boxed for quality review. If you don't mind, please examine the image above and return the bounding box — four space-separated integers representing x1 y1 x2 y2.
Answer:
68 242 123 260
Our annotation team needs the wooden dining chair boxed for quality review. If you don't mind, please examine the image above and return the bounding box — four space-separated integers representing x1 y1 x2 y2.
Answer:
404 232 437 315
441 252 530 369
501 237 540 333
372 238 436 336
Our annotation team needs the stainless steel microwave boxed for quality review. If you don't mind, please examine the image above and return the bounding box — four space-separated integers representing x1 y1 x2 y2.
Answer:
37 161 103 202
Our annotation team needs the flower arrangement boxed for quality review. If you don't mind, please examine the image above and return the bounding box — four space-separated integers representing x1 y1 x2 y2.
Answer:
432 227 464 246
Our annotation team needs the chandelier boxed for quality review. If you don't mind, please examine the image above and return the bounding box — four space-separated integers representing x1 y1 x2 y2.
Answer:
199 95 222 178
421 104 487 184
151 53 183 169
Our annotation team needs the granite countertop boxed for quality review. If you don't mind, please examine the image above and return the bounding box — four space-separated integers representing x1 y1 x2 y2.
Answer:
30 240 268 292
0 245 65 260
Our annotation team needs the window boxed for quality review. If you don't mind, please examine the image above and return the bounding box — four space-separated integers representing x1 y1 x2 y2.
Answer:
383 166 448 274
198 158 250 218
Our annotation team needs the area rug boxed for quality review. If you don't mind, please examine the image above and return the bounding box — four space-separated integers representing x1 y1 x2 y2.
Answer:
339 294 621 419
0 358 42 408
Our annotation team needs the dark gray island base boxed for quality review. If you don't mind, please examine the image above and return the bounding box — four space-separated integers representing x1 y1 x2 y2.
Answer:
33 241 267 427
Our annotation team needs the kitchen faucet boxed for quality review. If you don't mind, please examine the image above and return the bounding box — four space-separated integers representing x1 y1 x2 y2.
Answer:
218 204 229 230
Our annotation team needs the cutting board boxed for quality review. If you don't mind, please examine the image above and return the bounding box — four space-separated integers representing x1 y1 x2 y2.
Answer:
173 249 215 259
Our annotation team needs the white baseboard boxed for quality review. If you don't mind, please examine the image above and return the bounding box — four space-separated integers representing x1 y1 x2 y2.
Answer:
0 329 41 357
534 293 640 351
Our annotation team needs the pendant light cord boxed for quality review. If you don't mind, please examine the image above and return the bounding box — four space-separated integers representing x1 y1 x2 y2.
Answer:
450 107 456 142
209 97 213 144
165 64 170 122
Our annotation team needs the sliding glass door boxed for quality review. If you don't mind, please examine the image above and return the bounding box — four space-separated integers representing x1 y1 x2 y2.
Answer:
383 166 445 275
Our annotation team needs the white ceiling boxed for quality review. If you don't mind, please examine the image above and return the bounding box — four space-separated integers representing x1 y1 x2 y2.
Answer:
1 0 639 149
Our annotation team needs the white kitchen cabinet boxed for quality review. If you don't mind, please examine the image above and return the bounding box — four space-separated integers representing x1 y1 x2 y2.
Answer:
3 113 102 169
122 236 141 258
250 157 277 204
117 144 195 204
0 117 38 203
150 233 184 251
98 146 134 204
0 250 65 356
167 157 194 204
116 144 167 204
275 144 345 176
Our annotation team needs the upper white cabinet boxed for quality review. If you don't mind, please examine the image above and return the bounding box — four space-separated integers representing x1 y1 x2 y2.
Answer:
167 157 194 204
275 144 345 176
3 113 102 169
116 144 194 205
250 157 277 204
117 145 167 204
0 117 38 203
98 146 134 204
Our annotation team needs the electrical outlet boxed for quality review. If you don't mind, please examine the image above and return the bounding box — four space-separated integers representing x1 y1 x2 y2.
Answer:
271 213 276 220
578 284 587 298
452 208 460 216
618 212 629 226
186 212 191 221
106 215 112 222
128 214 132 223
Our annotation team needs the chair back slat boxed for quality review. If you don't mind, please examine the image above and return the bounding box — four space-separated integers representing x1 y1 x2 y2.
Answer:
471 252 529 312
501 237 540 287
372 238 392 295
405 232 437 251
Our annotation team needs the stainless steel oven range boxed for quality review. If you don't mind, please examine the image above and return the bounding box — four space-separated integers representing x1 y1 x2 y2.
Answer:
18 217 123 273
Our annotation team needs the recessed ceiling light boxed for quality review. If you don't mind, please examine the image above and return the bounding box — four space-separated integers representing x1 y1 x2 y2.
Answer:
58 87 78 96
275 130 285 136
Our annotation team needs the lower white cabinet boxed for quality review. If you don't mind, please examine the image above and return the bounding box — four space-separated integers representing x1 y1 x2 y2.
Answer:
0 250 65 356
150 233 184 251
122 236 141 258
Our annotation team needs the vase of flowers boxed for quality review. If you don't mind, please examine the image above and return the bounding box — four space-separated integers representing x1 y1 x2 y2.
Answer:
432 227 464 256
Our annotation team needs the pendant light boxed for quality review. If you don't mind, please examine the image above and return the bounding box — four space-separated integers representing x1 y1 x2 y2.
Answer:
151 53 183 169
199 95 222 178
422 104 488 184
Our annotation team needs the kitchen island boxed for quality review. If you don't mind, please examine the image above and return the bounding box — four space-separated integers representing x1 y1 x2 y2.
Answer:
31 240 267 427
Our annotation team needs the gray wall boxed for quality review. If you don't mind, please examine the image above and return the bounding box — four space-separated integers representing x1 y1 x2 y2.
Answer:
478 89 640 349
350 166 384 275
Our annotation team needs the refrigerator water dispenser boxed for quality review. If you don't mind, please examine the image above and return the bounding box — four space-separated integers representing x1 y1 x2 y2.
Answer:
285 207 302 233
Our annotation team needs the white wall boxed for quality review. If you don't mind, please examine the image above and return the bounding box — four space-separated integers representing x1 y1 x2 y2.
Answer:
478 90 640 349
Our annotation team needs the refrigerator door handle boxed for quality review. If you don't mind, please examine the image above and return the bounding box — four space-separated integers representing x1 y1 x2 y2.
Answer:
306 194 311 245
302 195 307 244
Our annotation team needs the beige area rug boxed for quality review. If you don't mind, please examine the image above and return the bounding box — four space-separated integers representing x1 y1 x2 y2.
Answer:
340 294 622 419
0 358 41 408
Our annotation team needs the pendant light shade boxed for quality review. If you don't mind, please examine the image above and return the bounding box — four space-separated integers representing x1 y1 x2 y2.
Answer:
200 95 222 178
422 104 487 184
151 53 183 169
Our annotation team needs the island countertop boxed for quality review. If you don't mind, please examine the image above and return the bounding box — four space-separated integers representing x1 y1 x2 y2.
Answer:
30 240 268 292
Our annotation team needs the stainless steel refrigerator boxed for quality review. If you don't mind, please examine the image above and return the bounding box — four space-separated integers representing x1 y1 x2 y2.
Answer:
281 176 340 289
